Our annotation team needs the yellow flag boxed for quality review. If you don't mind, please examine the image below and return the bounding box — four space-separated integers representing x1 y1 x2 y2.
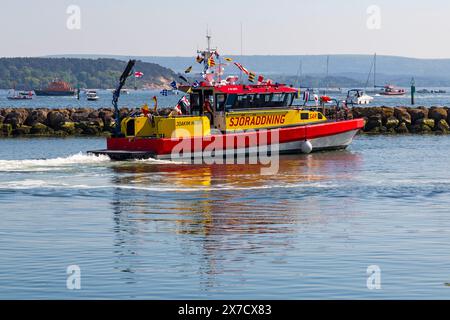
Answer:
208 56 216 67
141 103 149 115
224 57 233 62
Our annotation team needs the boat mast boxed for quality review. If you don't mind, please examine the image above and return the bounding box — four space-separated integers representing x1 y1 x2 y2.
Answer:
206 27 211 52
374 53 377 89
324 55 329 95
198 28 220 83
295 59 303 88
327 55 329 91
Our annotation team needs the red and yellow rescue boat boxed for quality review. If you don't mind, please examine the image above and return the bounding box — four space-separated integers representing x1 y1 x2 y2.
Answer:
89 42 364 161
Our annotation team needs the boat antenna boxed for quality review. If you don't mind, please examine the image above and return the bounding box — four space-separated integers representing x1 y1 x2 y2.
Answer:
206 26 211 52
240 22 243 83
112 59 136 137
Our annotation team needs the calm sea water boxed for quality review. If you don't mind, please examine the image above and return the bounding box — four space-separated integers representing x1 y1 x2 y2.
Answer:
2 88 450 109
1 135 450 299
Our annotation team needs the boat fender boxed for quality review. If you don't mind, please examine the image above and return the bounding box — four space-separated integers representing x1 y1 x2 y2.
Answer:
300 140 313 154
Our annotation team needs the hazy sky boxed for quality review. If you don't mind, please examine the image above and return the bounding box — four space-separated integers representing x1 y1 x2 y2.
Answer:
1 0 450 58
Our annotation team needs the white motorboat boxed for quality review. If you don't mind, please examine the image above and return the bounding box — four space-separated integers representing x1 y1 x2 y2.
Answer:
345 89 374 105
86 90 99 101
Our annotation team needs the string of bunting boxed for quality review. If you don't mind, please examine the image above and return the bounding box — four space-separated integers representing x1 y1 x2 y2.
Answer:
178 53 271 88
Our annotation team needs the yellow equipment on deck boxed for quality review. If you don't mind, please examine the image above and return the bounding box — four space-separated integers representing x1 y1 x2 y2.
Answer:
121 115 211 138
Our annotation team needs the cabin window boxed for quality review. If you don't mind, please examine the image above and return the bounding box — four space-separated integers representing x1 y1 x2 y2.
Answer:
236 95 247 108
225 94 237 111
272 93 284 103
270 93 294 107
215 94 227 112
190 93 201 115
225 92 295 110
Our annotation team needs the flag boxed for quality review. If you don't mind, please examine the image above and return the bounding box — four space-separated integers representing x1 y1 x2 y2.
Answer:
214 50 220 58
160 89 168 96
257 75 264 85
196 55 204 64
184 66 192 74
176 96 191 115
134 71 144 78
141 104 149 116
303 90 310 102
224 57 233 62
179 75 189 83
208 56 216 67
248 72 256 83
313 94 319 106
173 104 182 115
192 80 200 88
170 81 178 90
152 96 158 112
234 62 249 75
186 87 193 94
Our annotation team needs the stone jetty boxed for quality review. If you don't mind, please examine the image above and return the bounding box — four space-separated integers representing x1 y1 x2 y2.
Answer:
1 106 450 137
0 107 171 137
352 106 450 134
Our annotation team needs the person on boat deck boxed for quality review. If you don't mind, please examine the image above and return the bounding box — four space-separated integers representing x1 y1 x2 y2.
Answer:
203 96 214 124
203 96 213 114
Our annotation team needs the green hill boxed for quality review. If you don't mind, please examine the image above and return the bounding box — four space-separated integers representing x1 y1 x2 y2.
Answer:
0 57 177 90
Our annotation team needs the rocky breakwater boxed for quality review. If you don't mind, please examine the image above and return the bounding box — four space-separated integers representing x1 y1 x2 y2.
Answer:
2 106 450 137
0 107 120 137
353 106 450 134
0 107 177 137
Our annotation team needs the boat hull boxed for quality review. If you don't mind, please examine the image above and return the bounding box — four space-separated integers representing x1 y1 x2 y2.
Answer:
90 119 364 160
34 90 75 96
379 92 405 96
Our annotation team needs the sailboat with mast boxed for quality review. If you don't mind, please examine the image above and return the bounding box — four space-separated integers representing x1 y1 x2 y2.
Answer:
345 55 375 105
321 55 341 94
366 53 406 96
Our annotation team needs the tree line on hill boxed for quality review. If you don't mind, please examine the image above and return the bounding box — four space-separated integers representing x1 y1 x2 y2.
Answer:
0 57 177 90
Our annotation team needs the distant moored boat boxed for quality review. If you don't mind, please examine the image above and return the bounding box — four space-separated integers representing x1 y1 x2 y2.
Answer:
345 89 374 105
379 85 406 96
86 90 99 101
34 80 76 96
7 89 33 100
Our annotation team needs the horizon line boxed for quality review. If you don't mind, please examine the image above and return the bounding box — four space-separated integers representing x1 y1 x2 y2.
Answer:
3 53 450 61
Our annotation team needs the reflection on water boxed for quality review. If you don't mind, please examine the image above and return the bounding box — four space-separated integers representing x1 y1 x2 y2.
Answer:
109 152 363 291
2 136 450 299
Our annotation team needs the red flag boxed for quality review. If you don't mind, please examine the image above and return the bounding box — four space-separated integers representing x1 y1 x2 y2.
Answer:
174 104 182 115
134 71 144 78
257 75 264 84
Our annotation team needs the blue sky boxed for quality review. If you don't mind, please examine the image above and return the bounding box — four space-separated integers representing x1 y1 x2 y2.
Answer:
1 0 449 58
